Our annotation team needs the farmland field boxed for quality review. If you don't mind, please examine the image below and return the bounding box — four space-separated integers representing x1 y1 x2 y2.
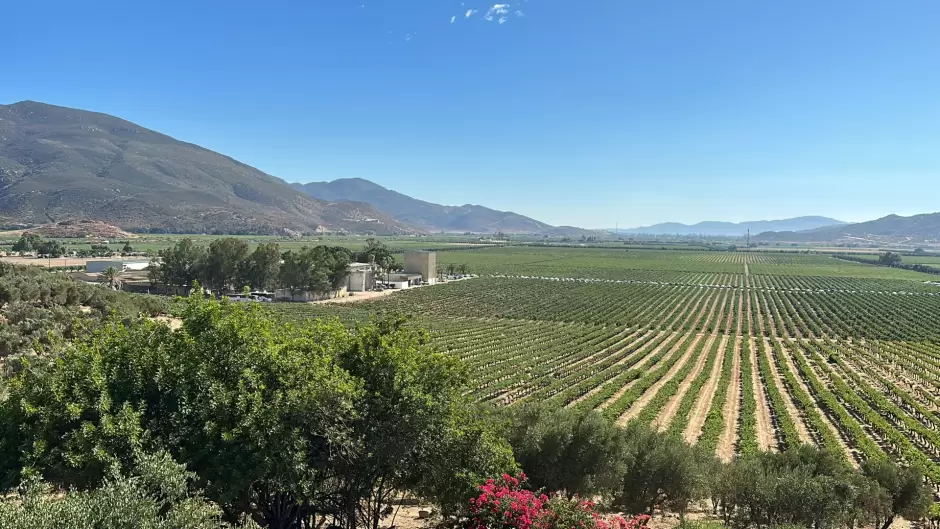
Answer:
270 247 940 483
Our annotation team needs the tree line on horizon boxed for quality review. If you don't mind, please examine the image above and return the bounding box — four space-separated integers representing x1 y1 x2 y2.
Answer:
835 251 940 276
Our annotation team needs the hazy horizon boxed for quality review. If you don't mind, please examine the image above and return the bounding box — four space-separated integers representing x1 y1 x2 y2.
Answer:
5 0 938 229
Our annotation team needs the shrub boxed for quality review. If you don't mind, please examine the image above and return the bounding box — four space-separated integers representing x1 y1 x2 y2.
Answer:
464 474 650 529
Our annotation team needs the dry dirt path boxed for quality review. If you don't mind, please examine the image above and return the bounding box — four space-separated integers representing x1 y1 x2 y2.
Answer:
777 340 859 467
616 333 705 426
762 338 814 446
654 333 718 431
717 336 743 462
684 334 730 443
750 338 777 452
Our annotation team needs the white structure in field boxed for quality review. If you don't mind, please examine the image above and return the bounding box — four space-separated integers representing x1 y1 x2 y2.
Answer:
347 263 376 292
86 260 150 274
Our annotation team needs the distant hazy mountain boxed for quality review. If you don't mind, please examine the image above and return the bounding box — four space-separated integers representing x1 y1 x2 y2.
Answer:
292 178 560 234
0 101 415 235
756 213 940 243
615 216 846 237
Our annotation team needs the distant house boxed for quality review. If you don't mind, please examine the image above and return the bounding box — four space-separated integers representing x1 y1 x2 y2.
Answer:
85 260 150 274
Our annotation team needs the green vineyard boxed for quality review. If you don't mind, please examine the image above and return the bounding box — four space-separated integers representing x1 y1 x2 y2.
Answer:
269 247 940 487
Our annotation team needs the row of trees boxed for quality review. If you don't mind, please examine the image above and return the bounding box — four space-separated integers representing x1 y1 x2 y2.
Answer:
9 233 136 258
148 237 399 297
835 252 940 276
503 405 934 529
10 233 67 258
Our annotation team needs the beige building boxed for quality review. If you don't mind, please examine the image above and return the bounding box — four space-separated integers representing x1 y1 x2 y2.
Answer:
404 251 437 284
347 263 376 292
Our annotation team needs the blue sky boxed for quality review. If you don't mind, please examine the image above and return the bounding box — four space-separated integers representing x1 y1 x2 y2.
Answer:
5 0 940 228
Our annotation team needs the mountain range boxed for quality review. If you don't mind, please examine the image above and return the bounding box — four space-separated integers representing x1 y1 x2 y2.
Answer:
614 217 847 237
291 178 563 234
755 213 940 243
0 101 414 235
3 101 938 242
0 101 583 236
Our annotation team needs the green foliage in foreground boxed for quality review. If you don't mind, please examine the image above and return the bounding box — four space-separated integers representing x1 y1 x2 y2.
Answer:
502 406 934 529
0 450 257 529
0 262 167 361
0 292 514 529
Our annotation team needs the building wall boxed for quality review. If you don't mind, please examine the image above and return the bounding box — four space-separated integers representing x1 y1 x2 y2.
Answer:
348 269 374 292
85 260 149 274
404 251 436 281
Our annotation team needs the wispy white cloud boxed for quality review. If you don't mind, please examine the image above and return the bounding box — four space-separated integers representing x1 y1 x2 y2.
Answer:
484 4 511 22
515 9 525 17
498 16 507 24
465 9 476 18
450 15 456 23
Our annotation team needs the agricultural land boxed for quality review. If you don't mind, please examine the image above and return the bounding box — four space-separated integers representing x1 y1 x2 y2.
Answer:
273 245 940 483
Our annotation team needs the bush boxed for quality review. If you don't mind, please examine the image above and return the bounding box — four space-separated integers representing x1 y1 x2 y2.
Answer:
503 405 627 497
0 450 256 529
464 474 650 529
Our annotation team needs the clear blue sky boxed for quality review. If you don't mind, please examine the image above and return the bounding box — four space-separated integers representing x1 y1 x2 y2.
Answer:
5 0 939 228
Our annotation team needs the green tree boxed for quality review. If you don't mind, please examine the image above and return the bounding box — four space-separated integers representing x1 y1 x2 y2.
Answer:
204 238 250 292
101 265 122 290
36 240 67 258
11 233 41 254
862 458 933 529
878 252 903 266
153 239 207 294
504 406 625 498
331 315 476 529
121 242 134 255
356 239 394 285
612 423 706 517
411 405 516 517
90 244 113 257
239 242 281 291
278 250 307 300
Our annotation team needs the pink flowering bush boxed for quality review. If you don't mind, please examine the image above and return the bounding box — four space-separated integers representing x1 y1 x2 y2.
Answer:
467 474 548 529
466 474 651 529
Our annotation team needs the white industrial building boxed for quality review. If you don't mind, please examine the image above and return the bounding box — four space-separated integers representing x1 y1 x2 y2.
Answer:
85 260 151 274
347 263 376 292
387 272 423 288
